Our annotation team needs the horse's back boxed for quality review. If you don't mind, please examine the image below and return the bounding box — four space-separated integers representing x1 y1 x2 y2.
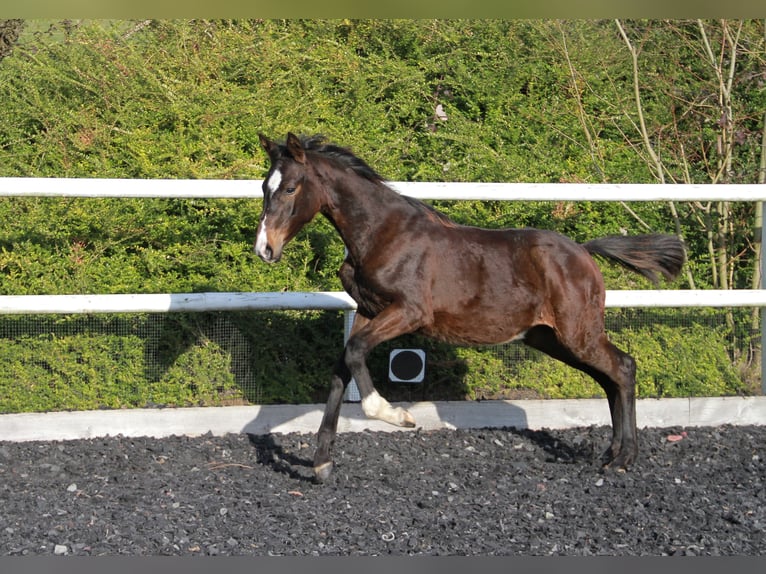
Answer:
433 225 600 288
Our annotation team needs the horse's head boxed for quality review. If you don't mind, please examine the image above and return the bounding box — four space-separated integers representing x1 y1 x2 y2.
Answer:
254 132 322 263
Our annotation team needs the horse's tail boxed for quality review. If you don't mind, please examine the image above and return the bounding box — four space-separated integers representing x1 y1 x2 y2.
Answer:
583 234 686 285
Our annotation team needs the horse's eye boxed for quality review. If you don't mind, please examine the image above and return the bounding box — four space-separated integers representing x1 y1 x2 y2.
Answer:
284 187 296 195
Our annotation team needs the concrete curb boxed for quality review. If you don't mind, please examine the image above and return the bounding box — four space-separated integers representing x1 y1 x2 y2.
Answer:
1 396 764 442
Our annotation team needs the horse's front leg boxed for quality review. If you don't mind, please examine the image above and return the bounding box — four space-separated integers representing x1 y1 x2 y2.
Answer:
313 304 422 482
360 388 416 427
313 353 352 483
312 352 413 484
346 304 423 429
313 311 371 483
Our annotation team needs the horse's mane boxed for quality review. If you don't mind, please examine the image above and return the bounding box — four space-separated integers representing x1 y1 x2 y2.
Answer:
294 134 456 227
298 134 385 183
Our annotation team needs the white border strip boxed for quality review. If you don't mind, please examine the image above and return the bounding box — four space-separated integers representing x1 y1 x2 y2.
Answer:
1 397 764 443
2 179 765 202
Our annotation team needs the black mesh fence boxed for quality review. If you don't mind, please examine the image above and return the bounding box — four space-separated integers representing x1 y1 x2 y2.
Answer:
0 306 760 414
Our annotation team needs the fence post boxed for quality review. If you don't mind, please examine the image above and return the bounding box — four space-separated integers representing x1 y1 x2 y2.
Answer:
762 200 766 395
343 309 361 402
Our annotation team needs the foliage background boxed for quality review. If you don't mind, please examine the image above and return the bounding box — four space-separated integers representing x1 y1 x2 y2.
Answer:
0 20 763 412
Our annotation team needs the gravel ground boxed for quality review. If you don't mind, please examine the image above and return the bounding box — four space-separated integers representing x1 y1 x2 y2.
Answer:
1 424 764 556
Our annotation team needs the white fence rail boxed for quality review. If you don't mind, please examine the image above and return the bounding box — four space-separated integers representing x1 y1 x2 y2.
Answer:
2 179 766 394
2 289 766 314
2 177 765 201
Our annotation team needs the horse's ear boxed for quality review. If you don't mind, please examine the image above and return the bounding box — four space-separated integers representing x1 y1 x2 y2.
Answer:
286 132 306 164
258 133 279 159
258 134 280 163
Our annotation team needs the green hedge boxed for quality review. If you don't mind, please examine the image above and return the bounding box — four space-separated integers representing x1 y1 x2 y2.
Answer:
0 20 762 412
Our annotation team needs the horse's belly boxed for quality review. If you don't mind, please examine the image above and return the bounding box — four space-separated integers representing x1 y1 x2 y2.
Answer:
423 307 537 346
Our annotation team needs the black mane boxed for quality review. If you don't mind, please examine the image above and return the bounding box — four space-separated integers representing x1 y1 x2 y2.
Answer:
296 134 385 183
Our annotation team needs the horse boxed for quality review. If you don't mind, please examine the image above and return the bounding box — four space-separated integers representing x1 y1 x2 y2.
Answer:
254 132 686 483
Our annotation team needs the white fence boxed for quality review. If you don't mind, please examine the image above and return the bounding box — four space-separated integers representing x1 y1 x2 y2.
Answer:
2 179 766 394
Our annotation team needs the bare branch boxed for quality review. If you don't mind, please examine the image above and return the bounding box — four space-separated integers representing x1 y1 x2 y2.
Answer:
615 20 666 184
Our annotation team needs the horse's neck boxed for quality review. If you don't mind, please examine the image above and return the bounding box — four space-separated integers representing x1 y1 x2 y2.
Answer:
322 178 402 263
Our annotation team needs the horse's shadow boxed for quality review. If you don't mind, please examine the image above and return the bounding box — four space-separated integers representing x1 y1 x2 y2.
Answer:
247 433 317 483
239 398 606 482
504 426 602 465
244 423 600 483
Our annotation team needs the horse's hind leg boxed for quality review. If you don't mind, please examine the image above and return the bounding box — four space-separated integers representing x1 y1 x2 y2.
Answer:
524 325 638 470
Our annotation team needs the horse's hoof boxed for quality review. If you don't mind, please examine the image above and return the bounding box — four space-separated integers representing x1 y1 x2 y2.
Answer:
399 409 416 428
602 463 629 475
314 461 334 483
601 449 635 473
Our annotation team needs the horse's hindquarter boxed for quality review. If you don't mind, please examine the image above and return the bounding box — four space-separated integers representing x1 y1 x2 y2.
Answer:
422 227 605 346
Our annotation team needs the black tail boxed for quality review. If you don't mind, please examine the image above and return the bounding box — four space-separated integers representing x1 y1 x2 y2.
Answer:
583 234 686 285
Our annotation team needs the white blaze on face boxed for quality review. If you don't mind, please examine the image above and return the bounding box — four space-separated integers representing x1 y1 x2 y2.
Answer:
255 215 270 259
265 168 282 197
256 168 283 259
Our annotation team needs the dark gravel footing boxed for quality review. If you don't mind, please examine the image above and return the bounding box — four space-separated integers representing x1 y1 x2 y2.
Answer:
1 424 764 556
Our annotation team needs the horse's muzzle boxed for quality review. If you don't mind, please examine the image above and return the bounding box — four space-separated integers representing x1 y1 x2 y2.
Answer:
254 224 282 262
255 243 281 263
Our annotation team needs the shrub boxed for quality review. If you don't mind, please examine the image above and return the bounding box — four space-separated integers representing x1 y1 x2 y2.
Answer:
0 21 758 413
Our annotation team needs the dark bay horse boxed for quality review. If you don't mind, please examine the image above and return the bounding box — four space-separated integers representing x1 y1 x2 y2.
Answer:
254 132 686 483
